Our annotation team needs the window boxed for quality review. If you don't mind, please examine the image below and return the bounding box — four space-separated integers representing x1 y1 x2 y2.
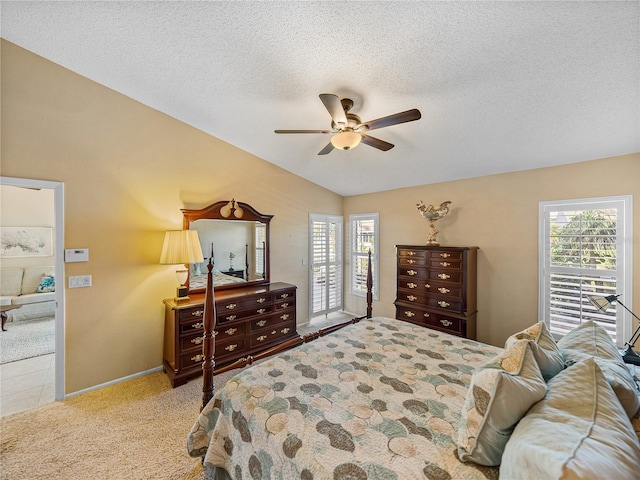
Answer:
539 196 632 346
255 223 266 277
309 214 343 317
350 213 379 300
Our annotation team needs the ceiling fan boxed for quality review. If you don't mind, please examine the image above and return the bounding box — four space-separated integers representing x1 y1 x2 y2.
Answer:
275 94 421 155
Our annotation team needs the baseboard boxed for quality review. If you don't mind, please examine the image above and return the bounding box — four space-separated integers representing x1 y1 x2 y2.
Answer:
65 365 163 399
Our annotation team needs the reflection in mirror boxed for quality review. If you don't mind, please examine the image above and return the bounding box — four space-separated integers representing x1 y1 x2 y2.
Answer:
182 200 272 293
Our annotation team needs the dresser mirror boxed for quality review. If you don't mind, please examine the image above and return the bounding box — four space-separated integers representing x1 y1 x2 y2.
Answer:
182 200 272 293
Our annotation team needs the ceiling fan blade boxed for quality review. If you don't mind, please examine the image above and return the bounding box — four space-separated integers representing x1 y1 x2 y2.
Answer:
319 94 347 126
361 134 394 151
274 129 332 134
361 109 421 131
318 142 335 155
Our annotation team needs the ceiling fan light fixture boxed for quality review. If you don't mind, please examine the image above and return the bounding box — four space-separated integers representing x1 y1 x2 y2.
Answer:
331 131 362 150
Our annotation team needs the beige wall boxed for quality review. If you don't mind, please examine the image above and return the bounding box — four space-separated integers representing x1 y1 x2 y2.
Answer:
1 40 342 393
343 154 640 347
0 186 55 269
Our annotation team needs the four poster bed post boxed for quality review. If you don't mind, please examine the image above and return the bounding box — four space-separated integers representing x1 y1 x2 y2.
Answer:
201 251 373 411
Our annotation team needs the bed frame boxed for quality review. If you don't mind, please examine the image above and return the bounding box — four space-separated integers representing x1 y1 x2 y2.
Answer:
200 251 373 410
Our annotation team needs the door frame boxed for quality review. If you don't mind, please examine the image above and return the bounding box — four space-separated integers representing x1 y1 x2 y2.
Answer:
1 176 65 400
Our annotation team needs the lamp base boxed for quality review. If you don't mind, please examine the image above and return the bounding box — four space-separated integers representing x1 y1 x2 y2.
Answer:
620 345 640 366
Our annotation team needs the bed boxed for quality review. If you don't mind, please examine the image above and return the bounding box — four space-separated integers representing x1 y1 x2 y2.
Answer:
187 254 640 479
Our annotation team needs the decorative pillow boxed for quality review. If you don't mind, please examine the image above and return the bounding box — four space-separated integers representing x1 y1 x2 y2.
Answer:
500 357 640 480
557 320 621 361
36 275 55 293
458 339 547 466
505 321 564 381
557 320 639 418
562 348 640 418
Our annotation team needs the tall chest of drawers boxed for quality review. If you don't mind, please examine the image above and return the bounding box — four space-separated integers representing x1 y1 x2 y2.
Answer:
394 246 478 339
163 282 297 387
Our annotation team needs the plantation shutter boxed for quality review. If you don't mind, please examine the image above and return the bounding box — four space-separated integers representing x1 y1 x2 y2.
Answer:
539 196 632 345
309 214 343 317
350 213 379 299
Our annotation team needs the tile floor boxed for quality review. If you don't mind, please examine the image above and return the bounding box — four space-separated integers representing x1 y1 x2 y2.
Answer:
0 353 55 417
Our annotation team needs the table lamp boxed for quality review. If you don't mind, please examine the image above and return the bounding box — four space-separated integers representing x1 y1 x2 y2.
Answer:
589 294 640 366
160 230 204 302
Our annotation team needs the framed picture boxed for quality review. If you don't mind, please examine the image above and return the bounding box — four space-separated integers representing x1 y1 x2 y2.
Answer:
0 227 53 257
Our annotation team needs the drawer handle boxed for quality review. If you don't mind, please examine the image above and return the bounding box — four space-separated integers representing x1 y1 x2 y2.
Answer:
404 311 415 318
438 301 450 308
438 287 450 294
425 283 431 289
280 314 290 320
440 319 453 327
257 320 267 327
257 308 266 314
257 335 268 342
407 259 416 264
440 262 450 267
191 310 204 317
225 328 237 335
191 322 203 329
257 297 266 303
407 270 418 276
407 295 417 302
225 315 237 321
271 330 277 334
280 303 289 308
225 344 238 352
191 354 204 362
190 337 203 345
407 282 417 289
440 253 451 258
226 304 237 310
423 312 430 318
407 251 417 256
281 327 290 334
438 273 450 280
280 293 290 299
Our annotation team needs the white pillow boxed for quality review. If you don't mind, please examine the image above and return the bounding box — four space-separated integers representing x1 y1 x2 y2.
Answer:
505 321 564 381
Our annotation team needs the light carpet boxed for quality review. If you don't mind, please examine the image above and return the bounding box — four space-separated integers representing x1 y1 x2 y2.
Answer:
0 317 55 364
0 316 349 479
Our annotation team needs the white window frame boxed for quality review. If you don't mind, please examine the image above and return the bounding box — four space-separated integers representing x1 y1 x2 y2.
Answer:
538 195 633 346
350 213 379 300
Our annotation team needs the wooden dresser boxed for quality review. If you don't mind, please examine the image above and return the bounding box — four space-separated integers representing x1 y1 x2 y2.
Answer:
394 245 478 339
163 282 297 387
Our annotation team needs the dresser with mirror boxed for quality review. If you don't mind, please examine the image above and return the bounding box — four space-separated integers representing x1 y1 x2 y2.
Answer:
162 200 297 387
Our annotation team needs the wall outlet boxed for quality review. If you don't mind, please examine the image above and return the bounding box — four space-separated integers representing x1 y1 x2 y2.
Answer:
68 275 92 288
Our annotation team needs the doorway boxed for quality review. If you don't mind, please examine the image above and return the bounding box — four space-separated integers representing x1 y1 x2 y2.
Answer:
0 176 65 415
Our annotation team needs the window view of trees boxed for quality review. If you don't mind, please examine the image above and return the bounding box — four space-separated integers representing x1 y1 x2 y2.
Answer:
548 209 618 340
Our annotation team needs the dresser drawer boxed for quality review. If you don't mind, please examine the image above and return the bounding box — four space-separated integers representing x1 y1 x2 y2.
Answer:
178 307 205 323
397 290 428 305
399 256 425 267
217 294 273 313
429 250 463 261
395 306 463 336
215 323 246 340
427 269 462 284
428 259 462 270
398 266 427 279
180 317 205 335
425 296 464 314
274 289 295 302
217 304 274 324
180 331 205 352
217 336 246 357
250 320 296 348
398 248 428 260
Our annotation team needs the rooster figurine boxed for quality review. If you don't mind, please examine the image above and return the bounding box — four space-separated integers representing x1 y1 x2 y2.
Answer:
416 201 452 245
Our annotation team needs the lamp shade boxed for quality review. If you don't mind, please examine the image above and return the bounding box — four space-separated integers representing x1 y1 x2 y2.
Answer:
331 131 362 150
588 294 618 312
159 230 204 265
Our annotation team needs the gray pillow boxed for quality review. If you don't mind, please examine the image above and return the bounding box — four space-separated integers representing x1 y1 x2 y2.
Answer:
500 357 640 479
458 339 547 466
505 321 564 381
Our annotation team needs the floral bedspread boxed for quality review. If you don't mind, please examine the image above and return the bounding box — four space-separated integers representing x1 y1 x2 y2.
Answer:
187 316 501 480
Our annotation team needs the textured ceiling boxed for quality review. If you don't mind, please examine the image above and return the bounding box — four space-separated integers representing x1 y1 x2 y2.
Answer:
1 1 638 196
